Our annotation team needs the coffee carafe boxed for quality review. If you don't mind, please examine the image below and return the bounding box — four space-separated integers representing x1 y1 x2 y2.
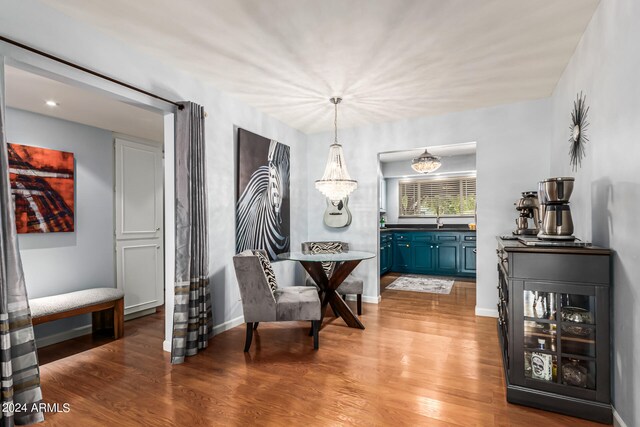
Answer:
513 191 540 235
537 177 575 240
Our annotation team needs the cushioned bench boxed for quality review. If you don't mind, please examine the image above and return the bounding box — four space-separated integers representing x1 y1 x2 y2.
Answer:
30 288 125 339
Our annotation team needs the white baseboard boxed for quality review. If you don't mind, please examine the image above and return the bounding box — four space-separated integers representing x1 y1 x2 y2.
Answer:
475 306 498 318
163 315 245 353
36 324 93 349
345 295 381 304
613 407 628 427
212 315 245 335
125 308 156 321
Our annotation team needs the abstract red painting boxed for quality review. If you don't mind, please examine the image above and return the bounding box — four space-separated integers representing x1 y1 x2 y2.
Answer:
7 143 75 233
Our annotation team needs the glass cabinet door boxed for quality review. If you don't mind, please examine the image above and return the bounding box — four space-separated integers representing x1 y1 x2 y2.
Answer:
519 286 598 394
559 292 597 389
522 290 558 384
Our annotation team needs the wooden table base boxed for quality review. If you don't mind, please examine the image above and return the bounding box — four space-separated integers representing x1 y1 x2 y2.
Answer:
300 259 365 329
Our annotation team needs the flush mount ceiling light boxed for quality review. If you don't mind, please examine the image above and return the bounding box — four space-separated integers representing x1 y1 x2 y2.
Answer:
411 148 442 174
315 97 357 202
45 100 59 107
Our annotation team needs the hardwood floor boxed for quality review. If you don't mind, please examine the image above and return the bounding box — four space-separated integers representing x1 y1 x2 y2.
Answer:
37 276 607 426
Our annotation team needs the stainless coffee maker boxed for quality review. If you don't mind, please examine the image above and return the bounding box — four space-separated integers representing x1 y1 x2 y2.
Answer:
513 191 540 235
538 177 575 240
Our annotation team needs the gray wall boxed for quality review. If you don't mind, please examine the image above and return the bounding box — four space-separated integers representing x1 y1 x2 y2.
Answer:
383 153 476 225
549 0 640 424
0 0 309 340
307 99 551 309
5 107 114 342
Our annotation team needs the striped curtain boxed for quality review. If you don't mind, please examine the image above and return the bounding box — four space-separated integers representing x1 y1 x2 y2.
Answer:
0 65 44 424
171 102 212 364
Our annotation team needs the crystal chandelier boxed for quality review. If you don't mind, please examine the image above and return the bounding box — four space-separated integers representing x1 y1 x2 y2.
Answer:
411 148 442 174
315 97 357 201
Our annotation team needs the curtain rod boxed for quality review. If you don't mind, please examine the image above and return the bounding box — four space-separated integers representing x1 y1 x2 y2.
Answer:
0 35 185 110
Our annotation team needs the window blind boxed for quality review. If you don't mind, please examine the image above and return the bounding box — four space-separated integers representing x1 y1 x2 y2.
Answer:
399 176 476 217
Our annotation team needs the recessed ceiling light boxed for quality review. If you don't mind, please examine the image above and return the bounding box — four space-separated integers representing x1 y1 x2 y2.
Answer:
45 100 59 107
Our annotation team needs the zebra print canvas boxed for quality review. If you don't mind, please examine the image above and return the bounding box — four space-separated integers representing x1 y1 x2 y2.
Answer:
236 129 290 260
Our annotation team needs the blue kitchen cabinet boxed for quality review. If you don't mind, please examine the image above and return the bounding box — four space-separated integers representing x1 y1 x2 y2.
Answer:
385 240 393 272
385 230 476 278
393 241 412 271
435 243 458 274
459 233 476 276
380 233 394 275
413 242 435 273
433 233 459 274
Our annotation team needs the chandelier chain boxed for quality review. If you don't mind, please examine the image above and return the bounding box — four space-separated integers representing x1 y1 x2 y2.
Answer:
334 101 338 144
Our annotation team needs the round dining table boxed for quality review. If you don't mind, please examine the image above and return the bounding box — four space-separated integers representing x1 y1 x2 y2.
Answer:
277 250 375 329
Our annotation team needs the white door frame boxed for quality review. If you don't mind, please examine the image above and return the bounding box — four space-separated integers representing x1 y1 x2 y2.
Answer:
162 114 175 353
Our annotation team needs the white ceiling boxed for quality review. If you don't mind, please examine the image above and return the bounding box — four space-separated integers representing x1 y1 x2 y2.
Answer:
379 142 476 163
4 66 164 142
43 0 600 134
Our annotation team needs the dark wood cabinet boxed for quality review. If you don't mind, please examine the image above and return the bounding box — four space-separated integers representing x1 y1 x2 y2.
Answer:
497 238 612 424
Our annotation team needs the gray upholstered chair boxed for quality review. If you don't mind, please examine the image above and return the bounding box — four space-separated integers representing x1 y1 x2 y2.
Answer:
301 241 364 315
233 250 321 351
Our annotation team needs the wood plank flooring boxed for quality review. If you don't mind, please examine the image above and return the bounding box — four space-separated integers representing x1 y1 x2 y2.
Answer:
37 274 608 426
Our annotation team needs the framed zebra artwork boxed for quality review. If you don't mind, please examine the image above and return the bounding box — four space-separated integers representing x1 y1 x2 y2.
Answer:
236 128 290 261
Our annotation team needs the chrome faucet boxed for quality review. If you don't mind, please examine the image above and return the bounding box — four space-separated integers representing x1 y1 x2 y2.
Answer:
436 215 444 229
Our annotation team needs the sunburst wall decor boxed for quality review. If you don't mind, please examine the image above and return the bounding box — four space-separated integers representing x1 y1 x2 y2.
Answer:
569 91 590 171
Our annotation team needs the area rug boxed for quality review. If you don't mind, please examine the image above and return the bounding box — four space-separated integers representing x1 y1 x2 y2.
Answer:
386 275 454 294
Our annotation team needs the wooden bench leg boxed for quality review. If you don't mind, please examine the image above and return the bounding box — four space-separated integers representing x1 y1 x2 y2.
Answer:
113 298 124 339
92 298 124 339
92 309 111 335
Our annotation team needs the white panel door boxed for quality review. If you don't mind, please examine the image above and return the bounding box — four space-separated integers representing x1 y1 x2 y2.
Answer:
115 138 162 240
115 137 164 315
116 239 163 315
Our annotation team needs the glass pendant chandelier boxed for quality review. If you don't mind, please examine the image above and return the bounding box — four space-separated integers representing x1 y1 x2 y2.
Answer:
411 148 442 174
315 97 357 201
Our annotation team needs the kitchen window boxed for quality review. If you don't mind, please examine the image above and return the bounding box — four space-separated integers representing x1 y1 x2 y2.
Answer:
399 176 476 217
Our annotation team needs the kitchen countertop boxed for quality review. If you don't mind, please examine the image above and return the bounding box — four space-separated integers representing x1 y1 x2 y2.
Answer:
380 226 476 232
